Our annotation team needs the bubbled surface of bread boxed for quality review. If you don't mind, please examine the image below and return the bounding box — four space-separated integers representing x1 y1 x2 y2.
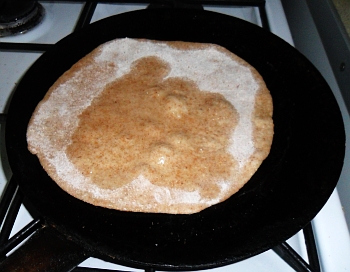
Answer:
26 38 274 214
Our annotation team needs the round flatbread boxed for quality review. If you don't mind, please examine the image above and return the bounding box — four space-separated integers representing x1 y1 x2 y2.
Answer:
26 38 273 214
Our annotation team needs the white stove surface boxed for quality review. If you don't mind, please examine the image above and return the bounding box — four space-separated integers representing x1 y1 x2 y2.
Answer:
1 1 350 271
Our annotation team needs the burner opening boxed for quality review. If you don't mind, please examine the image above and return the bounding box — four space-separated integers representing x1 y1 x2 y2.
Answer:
0 1 45 37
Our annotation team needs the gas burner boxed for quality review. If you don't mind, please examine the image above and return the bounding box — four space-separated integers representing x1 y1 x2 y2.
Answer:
0 1 45 37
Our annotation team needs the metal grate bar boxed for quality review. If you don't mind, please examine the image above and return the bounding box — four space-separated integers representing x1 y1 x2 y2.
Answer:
0 178 17 226
0 42 53 52
0 182 23 261
273 240 315 272
303 223 321 272
75 2 98 31
272 222 321 272
258 3 270 31
0 188 23 246
0 218 42 259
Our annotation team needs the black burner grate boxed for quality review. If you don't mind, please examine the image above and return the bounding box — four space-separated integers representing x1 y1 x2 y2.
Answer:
0 1 320 271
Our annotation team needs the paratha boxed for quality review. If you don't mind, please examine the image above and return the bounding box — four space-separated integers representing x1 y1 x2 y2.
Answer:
27 38 273 214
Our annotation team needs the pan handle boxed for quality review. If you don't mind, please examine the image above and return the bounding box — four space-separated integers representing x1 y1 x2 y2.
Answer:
0 224 89 272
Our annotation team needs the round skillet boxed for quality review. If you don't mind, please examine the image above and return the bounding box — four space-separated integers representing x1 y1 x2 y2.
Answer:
5 8 345 270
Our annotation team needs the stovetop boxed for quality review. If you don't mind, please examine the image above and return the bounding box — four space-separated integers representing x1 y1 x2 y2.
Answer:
0 1 350 271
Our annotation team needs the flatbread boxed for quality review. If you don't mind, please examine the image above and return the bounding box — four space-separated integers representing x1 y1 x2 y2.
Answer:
26 38 273 214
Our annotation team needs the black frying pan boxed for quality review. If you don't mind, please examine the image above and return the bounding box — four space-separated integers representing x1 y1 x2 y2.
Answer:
3 8 345 271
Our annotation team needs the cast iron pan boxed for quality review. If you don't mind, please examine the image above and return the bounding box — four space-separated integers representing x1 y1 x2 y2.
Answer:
2 8 345 271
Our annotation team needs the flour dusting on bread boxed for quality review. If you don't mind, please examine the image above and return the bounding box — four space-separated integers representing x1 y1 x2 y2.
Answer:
27 38 273 214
